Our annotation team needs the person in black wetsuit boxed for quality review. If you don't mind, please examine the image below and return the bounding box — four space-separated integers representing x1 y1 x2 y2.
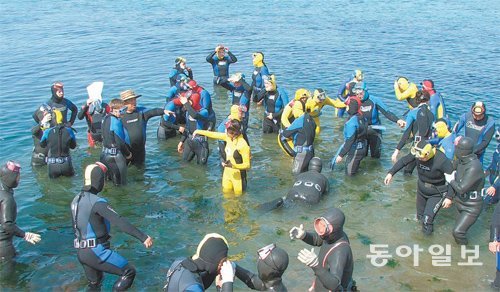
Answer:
289 208 356 291
40 109 77 178
281 112 316 175
164 233 234 292
100 99 132 186
391 90 434 175
235 243 289 291
33 81 78 127
333 97 368 176
443 136 485 245
0 161 41 260
489 202 500 290
78 93 109 148
259 157 329 212
119 89 166 166
385 140 454 235
71 162 153 291
31 104 53 166
255 75 288 134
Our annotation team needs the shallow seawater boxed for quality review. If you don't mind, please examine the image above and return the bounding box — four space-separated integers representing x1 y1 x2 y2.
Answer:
0 1 499 291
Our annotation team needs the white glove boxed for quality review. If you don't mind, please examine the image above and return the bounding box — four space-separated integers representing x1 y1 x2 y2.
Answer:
24 232 41 244
289 224 305 240
444 171 456 184
220 260 234 284
40 114 52 126
298 248 319 267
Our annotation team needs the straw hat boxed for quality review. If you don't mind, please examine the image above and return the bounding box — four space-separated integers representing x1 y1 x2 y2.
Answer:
120 89 141 101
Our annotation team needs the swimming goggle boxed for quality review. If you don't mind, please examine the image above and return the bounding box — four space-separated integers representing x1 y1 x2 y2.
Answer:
314 217 333 236
6 161 21 173
257 243 276 260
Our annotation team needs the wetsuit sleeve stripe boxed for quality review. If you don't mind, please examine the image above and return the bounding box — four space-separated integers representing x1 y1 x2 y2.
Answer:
453 113 466 134
396 122 414 150
375 98 399 123
94 202 147 242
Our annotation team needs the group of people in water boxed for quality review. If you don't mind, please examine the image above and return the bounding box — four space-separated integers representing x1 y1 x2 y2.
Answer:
1 44 499 291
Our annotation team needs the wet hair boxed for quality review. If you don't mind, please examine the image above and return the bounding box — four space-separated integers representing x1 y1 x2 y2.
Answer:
226 119 242 136
109 98 125 110
415 90 430 104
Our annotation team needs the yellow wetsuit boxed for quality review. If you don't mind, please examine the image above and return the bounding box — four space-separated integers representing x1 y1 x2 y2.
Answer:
394 77 418 108
281 100 306 128
306 96 345 134
195 130 251 195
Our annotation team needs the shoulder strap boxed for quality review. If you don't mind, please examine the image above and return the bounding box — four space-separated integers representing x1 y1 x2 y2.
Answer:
322 241 349 267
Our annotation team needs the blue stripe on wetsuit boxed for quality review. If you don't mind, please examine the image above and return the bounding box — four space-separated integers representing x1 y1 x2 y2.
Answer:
110 116 131 145
287 115 305 145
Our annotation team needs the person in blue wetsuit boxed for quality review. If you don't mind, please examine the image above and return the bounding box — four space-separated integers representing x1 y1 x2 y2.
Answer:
33 81 78 127
250 52 270 102
158 79 191 140
169 57 193 87
336 70 364 117
227 73 251 133
421 79 448 123
164 233 234 292
392 90 434 175
428 119 457 160
333 97 368 176
453 101 496 164
100 99 132 186
190 80 216 131
0 161 42 261
119 89 166 166
281 112 316 175
256 75 288 133
206 44 237 92
176 92 211 165
40 109 77 178
71 162 153 291
355 82 405 158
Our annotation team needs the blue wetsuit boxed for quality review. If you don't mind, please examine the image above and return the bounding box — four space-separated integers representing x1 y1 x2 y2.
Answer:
251 65 270 102
71 191 147 290
282 113 316 175
337 114 368 176
429 91 448 123
228 79 251 131
169 66 193 87
453 112 495 163
181 102 210 165
40 124 76 178
360 94 399 158
206 51 237 90
100 114 131 185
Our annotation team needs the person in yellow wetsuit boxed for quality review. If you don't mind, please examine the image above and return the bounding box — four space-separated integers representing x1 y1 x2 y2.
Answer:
394 76 419 109
306 88 346 134
194 119 251 195
281 88 310 128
